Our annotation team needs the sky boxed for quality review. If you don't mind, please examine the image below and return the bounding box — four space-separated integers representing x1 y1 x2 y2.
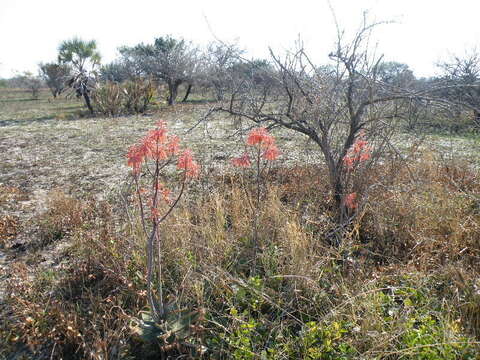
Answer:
1 0 479 79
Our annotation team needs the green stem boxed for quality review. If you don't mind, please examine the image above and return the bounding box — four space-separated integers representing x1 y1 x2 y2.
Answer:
252 146 261 273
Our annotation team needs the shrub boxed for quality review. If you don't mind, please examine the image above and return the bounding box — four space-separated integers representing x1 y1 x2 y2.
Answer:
92 79 157 117
39 62 71 98
123 78 156 114
12 72 43 99
91 81 123 117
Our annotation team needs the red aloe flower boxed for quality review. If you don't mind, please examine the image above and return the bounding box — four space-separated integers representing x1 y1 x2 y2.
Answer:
353 139 368 153
147 127 168 145
343 132 371 170
247 127 274 147
345 192 358 209
359 152 371 161
177 149 199 177
127 144 146 174
232 152 252 167
262 144 280 161
167 135 180 156
147 142 168 160
155 182 171 203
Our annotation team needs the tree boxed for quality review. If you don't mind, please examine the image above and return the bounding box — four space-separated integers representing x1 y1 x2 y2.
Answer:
99 59 141 83
39 62 71 98
58 38 101 114
212 16 428 235
204 41 244 101
438 50 480 128
119 36 199 105
13 72 43 99
376 61 414 86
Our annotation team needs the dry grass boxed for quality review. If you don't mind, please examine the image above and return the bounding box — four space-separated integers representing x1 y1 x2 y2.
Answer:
3 155 480 358
1 89 480 359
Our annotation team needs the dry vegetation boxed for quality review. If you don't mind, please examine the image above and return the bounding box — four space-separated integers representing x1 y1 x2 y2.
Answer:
1 88 480 359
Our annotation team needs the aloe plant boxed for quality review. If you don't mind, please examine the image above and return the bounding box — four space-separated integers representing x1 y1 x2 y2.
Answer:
127 121 203 356
132 301 205 355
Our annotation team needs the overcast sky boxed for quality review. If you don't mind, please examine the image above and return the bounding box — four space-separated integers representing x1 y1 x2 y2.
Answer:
1 0 479 79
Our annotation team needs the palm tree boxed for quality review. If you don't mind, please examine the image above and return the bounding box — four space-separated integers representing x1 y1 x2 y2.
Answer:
58 38 101 114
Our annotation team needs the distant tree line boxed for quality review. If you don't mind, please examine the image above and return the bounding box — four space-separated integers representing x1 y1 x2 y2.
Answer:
1 33 479 132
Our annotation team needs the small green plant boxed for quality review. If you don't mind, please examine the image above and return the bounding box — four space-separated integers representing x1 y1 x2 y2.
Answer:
224 316 258 360
376 284 478 360
401 314 476 359
286 321 356 360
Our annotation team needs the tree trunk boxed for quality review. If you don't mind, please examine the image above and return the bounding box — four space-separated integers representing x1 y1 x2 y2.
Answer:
182 84 193 103
83 90 94 114
474 110 480 130
311 132 347 228
167 81 180 105
213 81 224 101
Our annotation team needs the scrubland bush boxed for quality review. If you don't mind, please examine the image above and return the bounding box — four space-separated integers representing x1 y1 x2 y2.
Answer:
119 36 199 105
212 17 417 235
92 79 157 116
123 78 157 114
9 72 44 99
91 81 124 117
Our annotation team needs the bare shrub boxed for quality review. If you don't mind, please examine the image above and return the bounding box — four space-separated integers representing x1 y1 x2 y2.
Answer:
211 17 424 237
437 49 480 130
204 41 244 101
11 72 44 99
